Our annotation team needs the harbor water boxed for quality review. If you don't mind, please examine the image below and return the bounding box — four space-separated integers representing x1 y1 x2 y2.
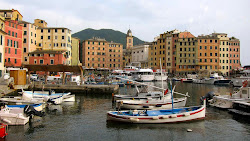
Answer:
5 82 250 141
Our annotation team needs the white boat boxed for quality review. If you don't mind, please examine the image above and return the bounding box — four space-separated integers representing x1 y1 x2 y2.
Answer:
0 96 46 105
154 72 168 81
7 103 44 113
209 73 231 85
209 81 250 109
131 68 155 82
231 70 250 87
107 99 206 123
0 104 29 125
116 97 187 110
63 94 75 102
193 78 206 84
22 90 71 104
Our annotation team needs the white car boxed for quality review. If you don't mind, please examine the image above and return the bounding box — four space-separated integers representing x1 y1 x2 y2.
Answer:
30 74 38 81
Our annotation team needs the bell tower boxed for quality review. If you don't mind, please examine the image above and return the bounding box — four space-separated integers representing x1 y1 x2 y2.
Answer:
126 29 133 49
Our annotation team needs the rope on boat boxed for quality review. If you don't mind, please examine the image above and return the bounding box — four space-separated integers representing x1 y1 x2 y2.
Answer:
114 76 190 97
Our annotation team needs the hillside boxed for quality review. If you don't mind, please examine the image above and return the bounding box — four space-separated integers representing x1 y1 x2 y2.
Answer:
72 28 145 48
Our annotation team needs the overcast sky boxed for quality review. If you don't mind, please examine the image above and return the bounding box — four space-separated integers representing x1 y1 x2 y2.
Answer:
1 0 249 66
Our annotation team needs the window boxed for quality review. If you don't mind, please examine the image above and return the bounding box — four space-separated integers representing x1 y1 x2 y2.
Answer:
41 36 43 39
41 29 43 33
55 29 57 32
200 46 202 49
210 53 212 56
24 57 27 62
40 60 44 64
62 29 64 33
15 49 17 54
8 48 10 53
62 36 64 39
14 59 17 64
48 36 50 40
24 31 27 35
50 59 54 64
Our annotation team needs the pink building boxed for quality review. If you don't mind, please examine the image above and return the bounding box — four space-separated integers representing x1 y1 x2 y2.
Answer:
4 20 23 67
28 50 67 65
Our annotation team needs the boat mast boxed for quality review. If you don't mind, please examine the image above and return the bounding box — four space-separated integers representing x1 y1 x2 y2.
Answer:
170 80 174 113
160 58 164 99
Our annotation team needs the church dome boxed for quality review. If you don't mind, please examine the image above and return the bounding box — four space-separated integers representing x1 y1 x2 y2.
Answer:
127 29 132 36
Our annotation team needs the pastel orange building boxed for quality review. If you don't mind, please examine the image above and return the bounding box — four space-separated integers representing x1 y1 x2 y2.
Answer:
197 34 220 71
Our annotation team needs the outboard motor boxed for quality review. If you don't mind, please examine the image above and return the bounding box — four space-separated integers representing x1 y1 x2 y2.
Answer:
23 105 45 122
200 91 215 105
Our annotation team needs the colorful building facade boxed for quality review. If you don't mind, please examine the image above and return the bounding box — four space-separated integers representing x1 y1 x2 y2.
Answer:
4 20 23 67
197 34 220 72
34 19 72 65
176 32 197 74
0 15 6 77
82 37 123 69
28 50 67 65
71 37 80 66
229 37 241 71
19 21 38 65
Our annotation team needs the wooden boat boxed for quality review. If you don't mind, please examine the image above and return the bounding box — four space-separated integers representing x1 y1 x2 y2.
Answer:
22 90 71 104
0 123 8 138
0 96 45 105
116 97 187 110
63 94 75 102
0 104 29 125
7 103 44 113
107 99 206 123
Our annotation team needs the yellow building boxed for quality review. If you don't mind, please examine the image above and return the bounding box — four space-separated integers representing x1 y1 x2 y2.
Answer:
212 33 230 75
34 19 72 65
0 9 23 21
19 21 38 64
0 15 6 77
176 32 197 75
71 37 80 66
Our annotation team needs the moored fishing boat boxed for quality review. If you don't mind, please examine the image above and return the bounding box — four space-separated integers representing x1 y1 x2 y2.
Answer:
116 97 187 110
107 99 206 123
0 103 29 125
21 90 71 104
208 80 250 109
154 72 168 81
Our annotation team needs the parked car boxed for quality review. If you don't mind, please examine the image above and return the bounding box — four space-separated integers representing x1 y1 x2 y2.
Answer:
30 74 38 81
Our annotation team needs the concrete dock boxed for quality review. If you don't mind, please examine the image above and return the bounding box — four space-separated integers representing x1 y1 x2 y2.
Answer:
28 84 119 94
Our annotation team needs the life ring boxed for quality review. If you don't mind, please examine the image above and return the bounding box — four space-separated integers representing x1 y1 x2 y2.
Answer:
242 80 248 87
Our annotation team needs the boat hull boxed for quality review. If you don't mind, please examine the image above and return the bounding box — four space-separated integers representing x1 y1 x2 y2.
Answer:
117 97 187 110
107 104 205 123
0 112 29 125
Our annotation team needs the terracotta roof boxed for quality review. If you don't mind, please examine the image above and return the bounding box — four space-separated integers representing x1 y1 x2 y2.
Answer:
179 32 195 38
